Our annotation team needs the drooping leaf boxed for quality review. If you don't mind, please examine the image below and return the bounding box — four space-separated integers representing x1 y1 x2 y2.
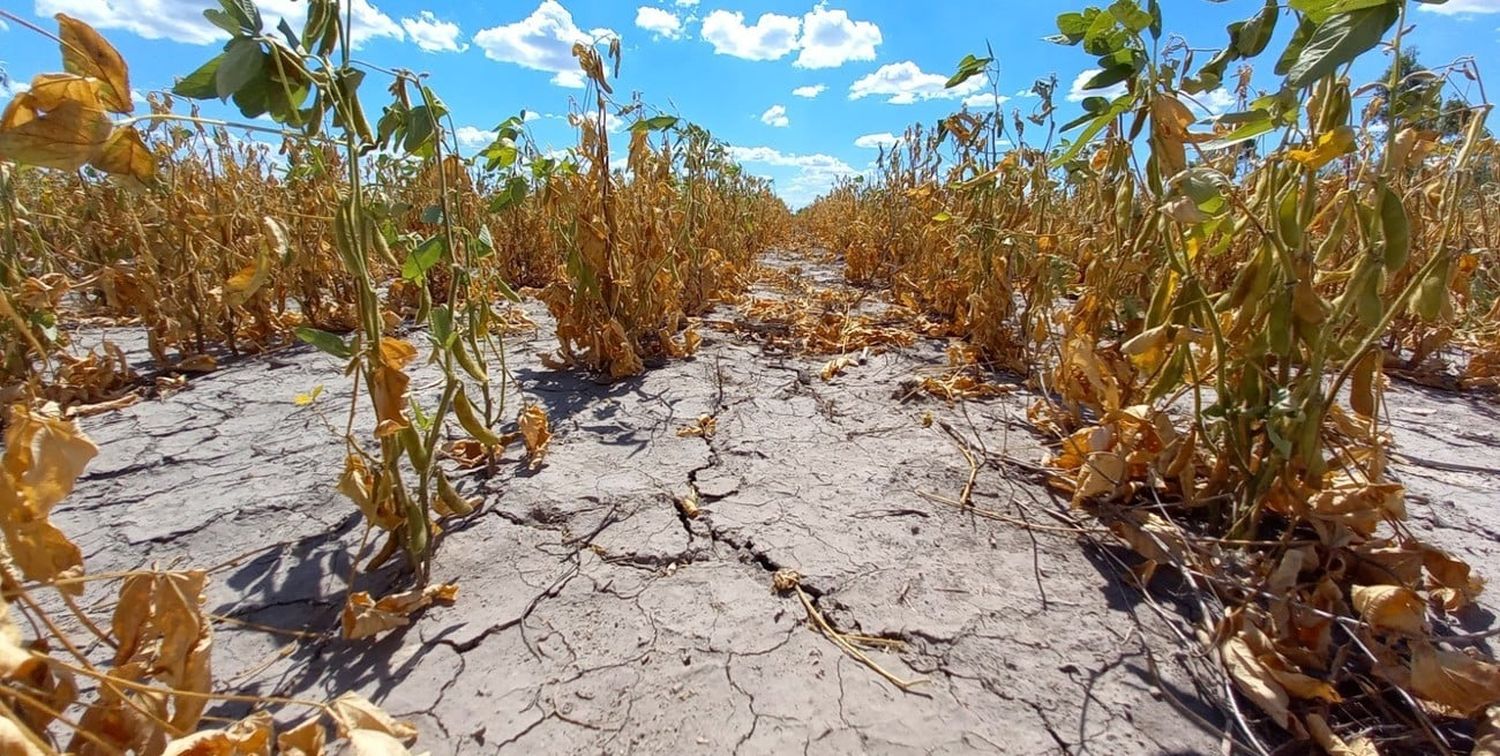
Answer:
55 13 133 113
401 236 445 282
0 88 114 171
172 54 225 100
216 38 266 102
295 326 352 359
91 126 155 184
1286 5 1400 90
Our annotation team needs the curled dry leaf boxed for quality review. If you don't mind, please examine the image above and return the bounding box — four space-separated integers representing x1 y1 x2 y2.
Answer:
225 249 272 308
92 125 155 184
56 13 133 114
327 693 418 743
518 404 551 470
371 338 418 438
160 711 272 756
1422 546 1484 612
0 405 96 591
1351 584 1427 636
676 414 717 438
172 354 219 373
1409 641 1500 716
341 584 459 641
277 717 327 756
1222 626 1340 730
347 729 413 756
338 454 401 531
0 78 114 171
1305 713 1379 756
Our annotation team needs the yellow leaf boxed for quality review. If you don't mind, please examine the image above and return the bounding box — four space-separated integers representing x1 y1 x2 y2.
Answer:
347 729 413 756
1410 641 1500 716
173 354 218 373
294 385 324 406
1287 125 1355 170
1 406 96 590
159 711 271 755
340 584 458 641
1351 584 1427 636
519 404 550 470
1306 713 1380 756
277 717 326 756
0 89 113 171
161 730 234 756
26 72 102 111
92 125 155 184
225 250 271 307
1423 547 1484 612
1074 451 1126 501
327 694 418 743
56 13 133 114
1222 634 1290 729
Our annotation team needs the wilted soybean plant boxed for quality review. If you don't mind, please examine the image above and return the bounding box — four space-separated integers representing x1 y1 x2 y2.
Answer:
170 0 526 594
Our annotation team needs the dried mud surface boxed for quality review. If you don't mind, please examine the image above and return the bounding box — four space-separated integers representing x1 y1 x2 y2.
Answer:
56 251 1500 755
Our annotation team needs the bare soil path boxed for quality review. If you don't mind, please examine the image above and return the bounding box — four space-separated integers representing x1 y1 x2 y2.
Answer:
57 250 1500 754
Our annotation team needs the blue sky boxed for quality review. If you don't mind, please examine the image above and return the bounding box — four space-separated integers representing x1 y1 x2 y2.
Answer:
2 0 1498 206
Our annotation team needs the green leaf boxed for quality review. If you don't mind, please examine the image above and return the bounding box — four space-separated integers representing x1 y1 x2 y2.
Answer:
1379 185 1409 269
1275 17 1318 76
1084 64 1135 91
493 277 522 304
402 236 446 281
489 177 527 212
631 115 679 133
1109 0 1153 34
173 54 224 100
421 204 443 225
1286 4 1399 90
1055 12 1090 43
1201 116 1278 151
474 224 495 259
295 327 351 359
430 305 456 348
220 0 263 33
203 8 241 36
1232 0 1279 57
946 54 992 89
404 106 436 154
217 38 265 101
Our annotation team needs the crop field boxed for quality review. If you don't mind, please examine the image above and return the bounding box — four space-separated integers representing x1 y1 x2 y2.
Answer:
1 0 1499 753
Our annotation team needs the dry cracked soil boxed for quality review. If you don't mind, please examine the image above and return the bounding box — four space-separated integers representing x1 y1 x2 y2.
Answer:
54 251 1500 755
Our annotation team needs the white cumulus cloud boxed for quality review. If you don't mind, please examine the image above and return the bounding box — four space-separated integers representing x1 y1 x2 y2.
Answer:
701 9 801 61
474 1 616 88
849 61 986 105
795 5 880 68
402 11 466 53
701 5 881 68
455 126 496 149
1418 0 1500 13
792 84 827 98
635 6 684 39
36 0 402 47
728 144 857 208
963 92 1011 109
853 132 899 149
760 104 789 127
